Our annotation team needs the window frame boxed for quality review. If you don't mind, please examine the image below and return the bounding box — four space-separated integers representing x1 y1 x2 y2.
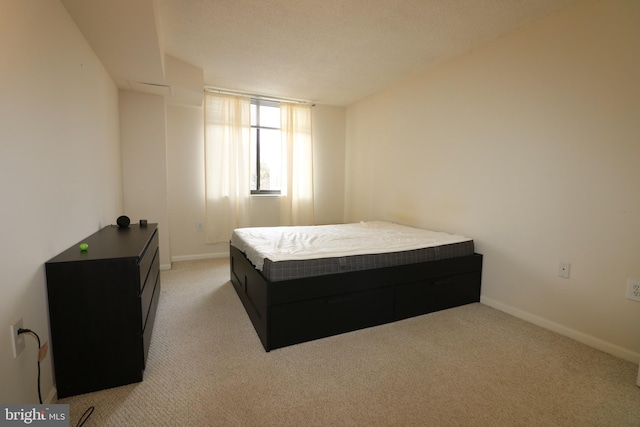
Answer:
250 98 281 195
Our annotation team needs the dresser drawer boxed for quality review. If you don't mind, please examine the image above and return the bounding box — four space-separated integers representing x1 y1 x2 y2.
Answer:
140 247 160 327
142 273 161 367
139 230 159 289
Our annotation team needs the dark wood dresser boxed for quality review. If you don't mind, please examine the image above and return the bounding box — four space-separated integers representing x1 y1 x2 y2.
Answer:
45 224 160 398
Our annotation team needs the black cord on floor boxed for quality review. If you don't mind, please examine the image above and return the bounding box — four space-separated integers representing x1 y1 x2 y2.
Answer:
17 327 95 426
76 406 95 427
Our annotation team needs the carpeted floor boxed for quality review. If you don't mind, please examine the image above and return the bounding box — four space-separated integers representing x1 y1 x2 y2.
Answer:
60 258 640 426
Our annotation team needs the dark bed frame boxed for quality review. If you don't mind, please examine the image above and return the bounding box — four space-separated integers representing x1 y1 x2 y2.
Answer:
230 244 483 351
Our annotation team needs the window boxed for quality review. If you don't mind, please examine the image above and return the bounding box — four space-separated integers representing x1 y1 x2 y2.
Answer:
250 99 281 194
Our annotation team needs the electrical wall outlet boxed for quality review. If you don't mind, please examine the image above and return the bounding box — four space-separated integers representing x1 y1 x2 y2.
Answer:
196 222 204 232
558 261 570 278
626 278 640 302
9 318 25 358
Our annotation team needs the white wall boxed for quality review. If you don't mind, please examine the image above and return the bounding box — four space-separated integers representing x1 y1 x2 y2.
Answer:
0 0 122 403
119 91 171 268
312 105 347 225
345 0 640 361
165 103 218 259
165 102 347 261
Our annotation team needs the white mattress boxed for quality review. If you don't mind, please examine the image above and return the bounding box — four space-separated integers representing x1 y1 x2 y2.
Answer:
230 221 472 271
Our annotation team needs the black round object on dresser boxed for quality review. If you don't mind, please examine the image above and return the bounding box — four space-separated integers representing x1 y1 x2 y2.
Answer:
116 215 130 228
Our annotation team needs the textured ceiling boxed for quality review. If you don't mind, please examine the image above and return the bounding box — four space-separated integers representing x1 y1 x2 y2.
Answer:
63 0 581 106
156 0 580 106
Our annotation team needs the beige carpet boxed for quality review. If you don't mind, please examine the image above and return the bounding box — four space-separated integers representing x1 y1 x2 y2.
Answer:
60 258 640 426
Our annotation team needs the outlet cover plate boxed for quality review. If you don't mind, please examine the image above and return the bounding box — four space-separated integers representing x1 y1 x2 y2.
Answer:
10 318 25 358
626 278 640 302
558 261 570 278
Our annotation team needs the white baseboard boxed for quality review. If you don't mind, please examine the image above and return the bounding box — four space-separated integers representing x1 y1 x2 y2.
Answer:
170 252 229 263
158 252 229 270
45 386 57 403
481 296 640 365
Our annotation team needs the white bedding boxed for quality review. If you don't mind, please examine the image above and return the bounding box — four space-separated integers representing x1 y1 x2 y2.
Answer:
230 221 472 271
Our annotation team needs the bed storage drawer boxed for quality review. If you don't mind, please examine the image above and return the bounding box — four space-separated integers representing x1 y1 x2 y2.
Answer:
270 287 394 350
394 271 481 320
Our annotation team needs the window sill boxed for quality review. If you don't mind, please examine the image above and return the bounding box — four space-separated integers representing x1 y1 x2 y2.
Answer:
250 193 281 198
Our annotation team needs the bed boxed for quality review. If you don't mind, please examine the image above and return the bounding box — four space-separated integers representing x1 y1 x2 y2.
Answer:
229 221 483 351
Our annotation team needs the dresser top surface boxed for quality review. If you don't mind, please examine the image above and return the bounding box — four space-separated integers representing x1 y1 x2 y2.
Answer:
46 224 158 264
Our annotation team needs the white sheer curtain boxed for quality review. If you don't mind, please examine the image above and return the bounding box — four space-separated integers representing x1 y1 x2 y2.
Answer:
204 93 251 243
280 103 315 225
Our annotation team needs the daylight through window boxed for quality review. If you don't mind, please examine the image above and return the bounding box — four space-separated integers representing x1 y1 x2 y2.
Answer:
250 99 281 194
